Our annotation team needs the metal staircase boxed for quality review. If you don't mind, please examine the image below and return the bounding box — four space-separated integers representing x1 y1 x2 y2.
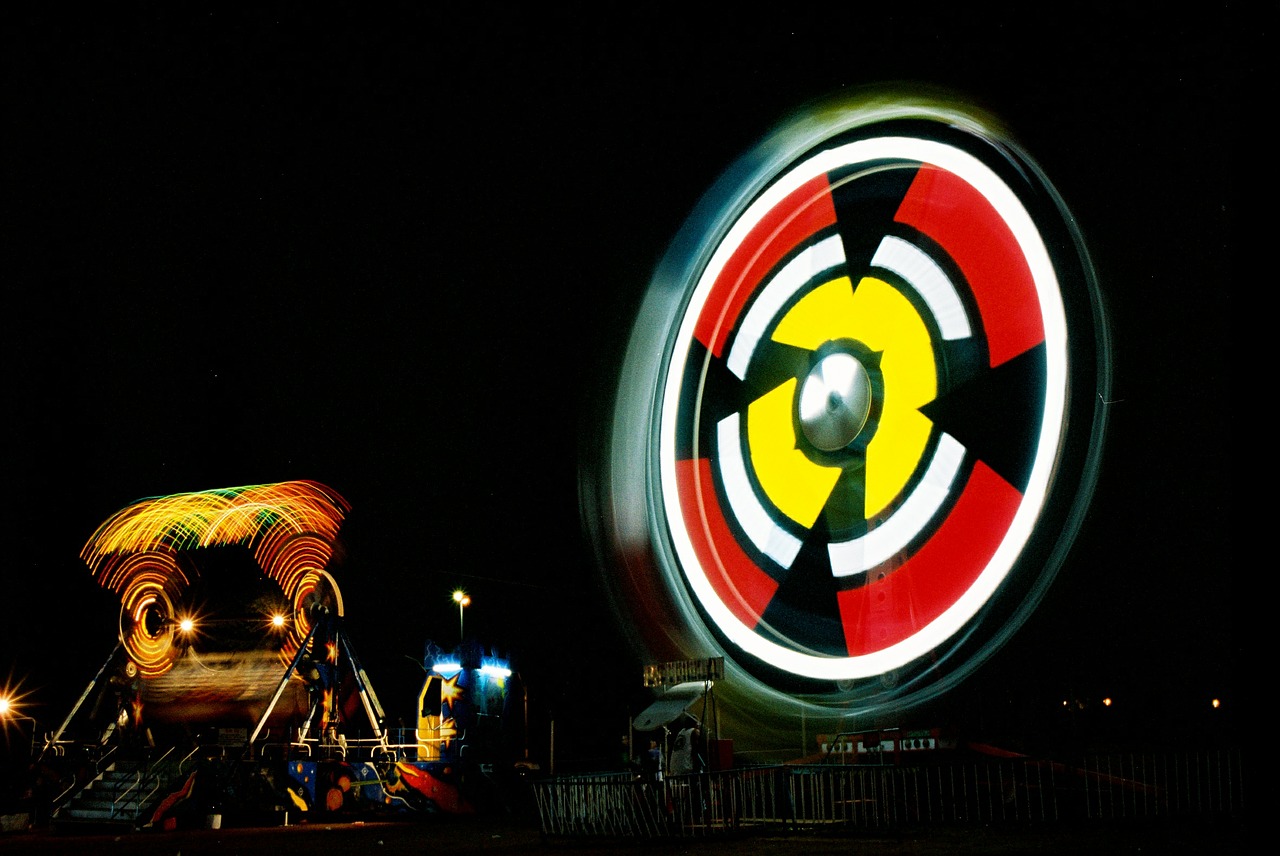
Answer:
53 746 183 829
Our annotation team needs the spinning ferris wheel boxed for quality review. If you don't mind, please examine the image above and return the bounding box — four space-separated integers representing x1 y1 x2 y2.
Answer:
585 89 1111 724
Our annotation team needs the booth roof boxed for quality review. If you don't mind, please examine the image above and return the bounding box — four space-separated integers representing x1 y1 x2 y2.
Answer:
631 681 708 732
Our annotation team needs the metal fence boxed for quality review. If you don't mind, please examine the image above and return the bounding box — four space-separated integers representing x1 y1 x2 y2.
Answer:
1080 749 1245 820
532 768 790 839
532 748 1245 840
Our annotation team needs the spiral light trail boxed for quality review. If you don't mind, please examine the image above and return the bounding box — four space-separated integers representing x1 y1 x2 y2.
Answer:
81 480 350 676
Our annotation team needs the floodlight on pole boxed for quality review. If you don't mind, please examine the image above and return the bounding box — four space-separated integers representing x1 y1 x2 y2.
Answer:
452 589 471 640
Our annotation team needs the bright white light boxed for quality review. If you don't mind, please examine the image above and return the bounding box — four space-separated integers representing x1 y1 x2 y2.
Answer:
432 662 462 674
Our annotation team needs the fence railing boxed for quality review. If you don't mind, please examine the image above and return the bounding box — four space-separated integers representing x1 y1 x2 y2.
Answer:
532 747 1245 840
1080 750 1244 820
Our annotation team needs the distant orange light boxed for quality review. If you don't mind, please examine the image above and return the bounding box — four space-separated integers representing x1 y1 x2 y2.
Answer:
1102 697 1112 707
178 618 194 633
272 614 286 628
1212 698 1221 709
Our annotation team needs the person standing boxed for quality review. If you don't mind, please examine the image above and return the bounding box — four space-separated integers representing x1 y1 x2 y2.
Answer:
642 737 664 785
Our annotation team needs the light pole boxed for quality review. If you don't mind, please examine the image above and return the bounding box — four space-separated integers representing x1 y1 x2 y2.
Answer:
452 589 470 641
0 696 38 758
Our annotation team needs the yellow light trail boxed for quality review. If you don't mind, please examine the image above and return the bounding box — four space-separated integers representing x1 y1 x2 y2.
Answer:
81 480 350 675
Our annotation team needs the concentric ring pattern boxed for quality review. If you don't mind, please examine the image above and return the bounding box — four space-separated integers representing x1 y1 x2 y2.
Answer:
590 92 1110 716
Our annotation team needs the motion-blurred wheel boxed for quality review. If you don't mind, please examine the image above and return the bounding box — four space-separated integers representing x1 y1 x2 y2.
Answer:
587 90 1110 721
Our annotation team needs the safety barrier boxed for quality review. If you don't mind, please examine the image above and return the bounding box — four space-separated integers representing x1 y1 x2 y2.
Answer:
532 772 669 839
1080 750 1244 820
533 747 1245 840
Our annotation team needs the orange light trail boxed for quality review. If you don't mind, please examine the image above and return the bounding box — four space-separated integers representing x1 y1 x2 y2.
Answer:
81 481 349 566
81 480 350 676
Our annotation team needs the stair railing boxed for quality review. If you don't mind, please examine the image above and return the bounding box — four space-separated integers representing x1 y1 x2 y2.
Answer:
49 741 117 817
112 745 175 822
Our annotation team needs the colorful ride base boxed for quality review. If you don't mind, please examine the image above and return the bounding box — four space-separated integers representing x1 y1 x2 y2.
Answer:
284 755 472 817
279 645 518 818
143 643 519 828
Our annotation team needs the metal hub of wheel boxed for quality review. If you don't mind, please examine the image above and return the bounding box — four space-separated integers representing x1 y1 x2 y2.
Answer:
798 351 872 453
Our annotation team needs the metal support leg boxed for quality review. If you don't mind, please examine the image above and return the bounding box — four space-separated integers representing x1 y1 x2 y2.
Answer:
249 623 319 749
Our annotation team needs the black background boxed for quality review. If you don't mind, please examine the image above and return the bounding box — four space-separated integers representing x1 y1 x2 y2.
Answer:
3 7 1239 766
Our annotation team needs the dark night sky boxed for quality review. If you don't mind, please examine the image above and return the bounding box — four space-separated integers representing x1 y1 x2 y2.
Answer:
3 8 1240 759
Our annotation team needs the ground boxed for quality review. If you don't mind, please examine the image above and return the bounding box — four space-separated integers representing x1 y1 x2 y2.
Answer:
0 814 1249 855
